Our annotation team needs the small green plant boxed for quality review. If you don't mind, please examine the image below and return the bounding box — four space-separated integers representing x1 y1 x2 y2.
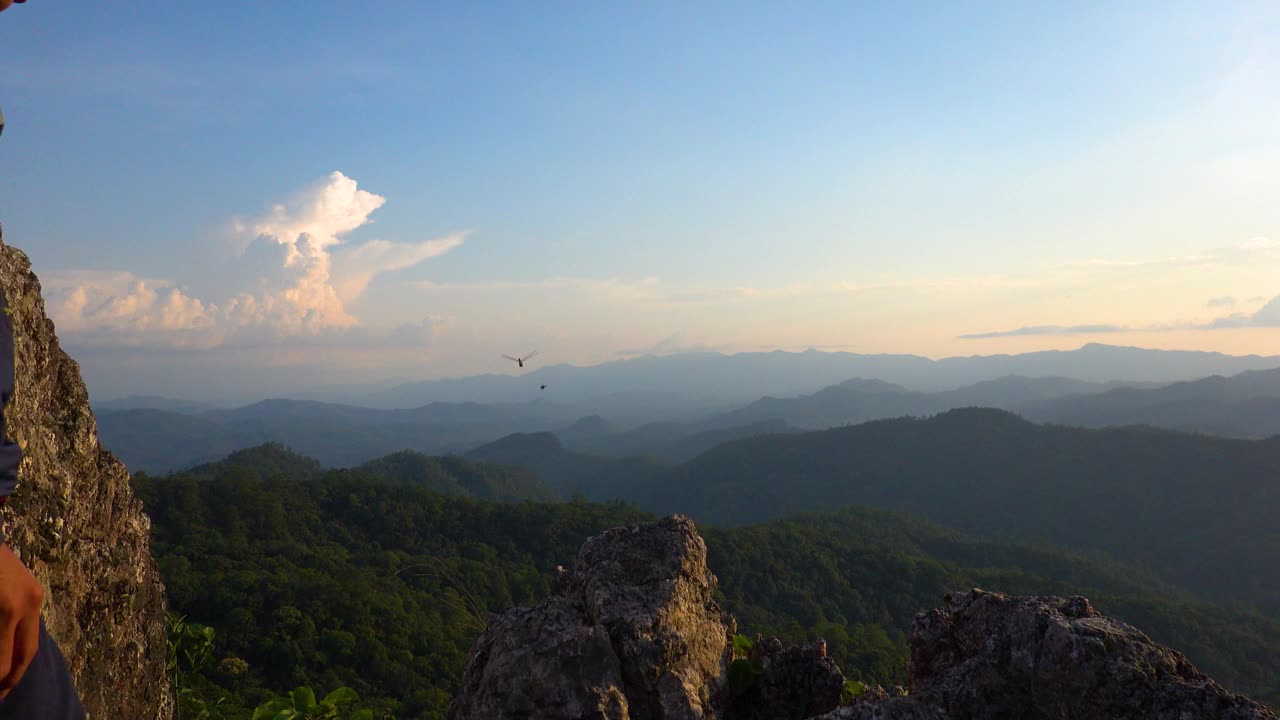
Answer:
251 686 373 720
841 679 867 705
732 633 754 659
166 612 226 720
728 634 765 698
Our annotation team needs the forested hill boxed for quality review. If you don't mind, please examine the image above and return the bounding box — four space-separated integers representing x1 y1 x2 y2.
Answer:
464 431 665 498
639 407 1280 614
179 442 558 502
131 451 1280 718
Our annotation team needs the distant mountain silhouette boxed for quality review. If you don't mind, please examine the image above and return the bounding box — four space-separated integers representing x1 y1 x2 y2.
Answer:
555 414 616 444
564 418 801 463
333 344 1280 410
98 363 1280 475
161 441 557 503
630 408 1280 614
1024 367 1280 437
465 432 664 500
97 398 574 473
93 394 217 413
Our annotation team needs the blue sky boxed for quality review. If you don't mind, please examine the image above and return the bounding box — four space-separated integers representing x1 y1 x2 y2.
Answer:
1 1 1278 398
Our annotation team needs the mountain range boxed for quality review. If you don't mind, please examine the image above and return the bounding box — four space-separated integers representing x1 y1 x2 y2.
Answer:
96 363 1280 475
325 344 1280 410
93 344 1280 412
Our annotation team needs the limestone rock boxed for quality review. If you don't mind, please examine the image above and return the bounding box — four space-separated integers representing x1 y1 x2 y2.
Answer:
448 515 735 720
725 636 844 720
816 589 1277 720
0 236 173 719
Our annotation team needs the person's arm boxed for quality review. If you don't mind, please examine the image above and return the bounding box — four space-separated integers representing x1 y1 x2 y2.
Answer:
0 1 29 13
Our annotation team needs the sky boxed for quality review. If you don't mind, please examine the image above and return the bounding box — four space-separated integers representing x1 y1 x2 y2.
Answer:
1 1 1279 399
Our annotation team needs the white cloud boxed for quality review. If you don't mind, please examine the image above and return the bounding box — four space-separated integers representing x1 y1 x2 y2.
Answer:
47 171 461 350
331 234 465 303
414 276 665 304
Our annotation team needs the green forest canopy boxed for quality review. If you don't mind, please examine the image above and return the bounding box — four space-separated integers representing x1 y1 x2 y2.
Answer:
132 443 1280 719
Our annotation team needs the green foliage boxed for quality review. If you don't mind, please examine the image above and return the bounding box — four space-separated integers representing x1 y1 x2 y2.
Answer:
251 685 372 720
135 447 1280 716
727 657 765 698
134 465 649 719
356 450 558 502
167 612 227 720
841 680 866 705
731 633 754 659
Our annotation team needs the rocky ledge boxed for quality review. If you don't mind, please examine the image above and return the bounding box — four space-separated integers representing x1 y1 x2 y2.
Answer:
0 236 172 719
449 515 1277 720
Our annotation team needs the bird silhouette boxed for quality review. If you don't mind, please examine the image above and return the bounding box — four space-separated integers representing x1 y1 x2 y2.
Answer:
502 350 538 368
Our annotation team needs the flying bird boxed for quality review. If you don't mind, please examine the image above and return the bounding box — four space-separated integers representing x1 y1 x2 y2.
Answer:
540 384 547 390
502 350 538 368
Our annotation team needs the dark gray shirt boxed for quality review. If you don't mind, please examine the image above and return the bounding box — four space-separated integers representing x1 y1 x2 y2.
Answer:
0 287 21 503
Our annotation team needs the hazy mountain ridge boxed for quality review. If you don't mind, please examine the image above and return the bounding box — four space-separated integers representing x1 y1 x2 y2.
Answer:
638 408 1280 614
96 360 1280 474
464 431 666 499
149 441 559 503
1021 367 1280 437
324 344 1280 410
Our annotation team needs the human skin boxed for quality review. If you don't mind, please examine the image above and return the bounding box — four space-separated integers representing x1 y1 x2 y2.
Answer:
0 545 42 700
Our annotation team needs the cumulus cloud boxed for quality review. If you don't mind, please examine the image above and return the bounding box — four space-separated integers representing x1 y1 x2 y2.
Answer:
47 171 461 350
331 234 465 303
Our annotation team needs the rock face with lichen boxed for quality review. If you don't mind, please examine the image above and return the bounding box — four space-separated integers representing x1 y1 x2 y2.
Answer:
819 589 1278 719
0 235 173 719
451 514 1278 720
448 514 736 720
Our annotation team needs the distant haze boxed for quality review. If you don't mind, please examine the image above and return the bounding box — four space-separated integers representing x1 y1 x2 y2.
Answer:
85 344 1280 409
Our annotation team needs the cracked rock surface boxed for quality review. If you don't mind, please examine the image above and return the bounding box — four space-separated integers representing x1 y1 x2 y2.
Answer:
448 515 735 720
0 236 173 719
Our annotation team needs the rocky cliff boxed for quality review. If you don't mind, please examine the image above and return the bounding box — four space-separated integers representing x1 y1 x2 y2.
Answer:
0 235 172 719
451 515 1278 720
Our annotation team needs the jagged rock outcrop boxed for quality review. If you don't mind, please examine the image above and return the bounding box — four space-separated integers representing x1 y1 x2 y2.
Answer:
817 589 1277 720
452 515 1278 720
726 636 845 720
449 515 736 720
0 236 173 719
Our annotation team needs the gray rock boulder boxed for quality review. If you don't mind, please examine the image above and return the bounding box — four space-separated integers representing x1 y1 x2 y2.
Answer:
725 636 845 720
449 515 736 720
818 589 1277 720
